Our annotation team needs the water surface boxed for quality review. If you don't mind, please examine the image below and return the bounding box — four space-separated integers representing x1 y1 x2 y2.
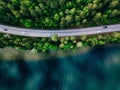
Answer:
0 45 120 90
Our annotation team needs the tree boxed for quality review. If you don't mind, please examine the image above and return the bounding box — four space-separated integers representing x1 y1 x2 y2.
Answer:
93 12 102 21
20 6 28 16
92 4 97 10
29 7 36 17
39 3 45 10
97 3 103 9
59 43 64 48
7 3 14 10
65 15 72 24
110 9 119 18
20 19 33 28
51 34 58 42
82 19 87 24
11 0 20 7
58 0 65 6
86 3 93 10
98 41 105 45
66 2 74 8
60 17 66 28
76 42 83 48
81 35 87 41
59 11 64 17
79 11 85 19
69 8 76 15
20 0 32 7
93 0 100 4
54 13 60 21
42 17 54 27
109 0 119 8
76 0 81 3
35 6 41 13
12 10 21 18
75 15 80 22
70 36 76 41
60 38 65 43
50 0 58 9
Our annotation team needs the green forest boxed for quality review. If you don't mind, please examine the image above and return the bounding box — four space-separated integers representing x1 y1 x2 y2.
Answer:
0 0 120 52
0 32 120 52
0 0 120 29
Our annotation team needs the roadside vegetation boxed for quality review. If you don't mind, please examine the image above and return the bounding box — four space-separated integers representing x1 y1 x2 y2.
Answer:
0 0 120 29
0 32 120 52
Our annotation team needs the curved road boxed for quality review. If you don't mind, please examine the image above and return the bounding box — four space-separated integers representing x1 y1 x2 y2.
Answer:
0 24 120 37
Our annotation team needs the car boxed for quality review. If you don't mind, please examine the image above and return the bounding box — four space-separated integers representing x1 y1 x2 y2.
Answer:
48 33 53 37
3 28 7 31
97 30 102 33
103 26 108 29
22 31 27 35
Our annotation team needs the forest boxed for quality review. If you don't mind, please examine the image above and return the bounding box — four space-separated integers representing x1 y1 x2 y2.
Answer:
0 32 120 52
0 0 120 29
0 0 120 52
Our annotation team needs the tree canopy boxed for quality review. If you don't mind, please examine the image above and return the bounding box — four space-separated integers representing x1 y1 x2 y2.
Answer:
0 0 120 29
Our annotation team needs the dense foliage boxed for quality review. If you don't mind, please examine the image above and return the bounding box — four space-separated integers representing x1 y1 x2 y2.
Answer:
0 0 120 29
0 32 120 52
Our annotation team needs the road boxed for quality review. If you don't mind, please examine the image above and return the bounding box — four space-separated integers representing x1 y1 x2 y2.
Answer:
0 24 120 37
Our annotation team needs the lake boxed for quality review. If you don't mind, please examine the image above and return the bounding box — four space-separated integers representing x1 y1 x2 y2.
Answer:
0 45 120 90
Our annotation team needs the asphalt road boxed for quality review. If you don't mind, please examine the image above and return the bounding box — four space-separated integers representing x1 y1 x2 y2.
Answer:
0 24 120 37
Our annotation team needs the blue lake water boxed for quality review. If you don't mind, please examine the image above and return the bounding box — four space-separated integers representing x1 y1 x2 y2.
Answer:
0 45 120 90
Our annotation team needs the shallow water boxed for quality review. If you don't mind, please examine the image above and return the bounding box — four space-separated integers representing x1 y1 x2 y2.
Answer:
0 45 120 90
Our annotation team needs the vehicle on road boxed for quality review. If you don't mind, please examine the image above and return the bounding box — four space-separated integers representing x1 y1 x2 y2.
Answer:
103 26 108 29
3 28 7 31
22 31 27 35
